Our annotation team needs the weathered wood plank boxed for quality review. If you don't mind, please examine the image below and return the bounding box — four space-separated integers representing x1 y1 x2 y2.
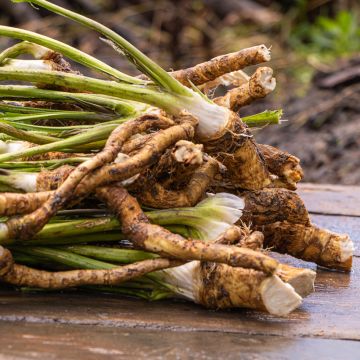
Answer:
0 321 359 360
298 183 360 216
0 256 358 340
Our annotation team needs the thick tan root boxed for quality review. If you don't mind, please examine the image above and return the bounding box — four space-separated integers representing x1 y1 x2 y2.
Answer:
262 221 353 271
36 165 74 191
0 246 179 289
240 188 310 226
235 229 315 297
136 156 219 208
0 191 52 217
97 186 278 274
258 144 303 190
204 112 271 190
170 45 271 87
214 67 276 112
194 262 301 316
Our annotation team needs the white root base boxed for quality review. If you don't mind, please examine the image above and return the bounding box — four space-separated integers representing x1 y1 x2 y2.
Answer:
285 269 316 298
261 275 302 316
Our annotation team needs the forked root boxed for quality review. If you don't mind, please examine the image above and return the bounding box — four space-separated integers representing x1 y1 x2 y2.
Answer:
214 67 276 112
262 221 354 271
0 246 179 289
97 186 278 274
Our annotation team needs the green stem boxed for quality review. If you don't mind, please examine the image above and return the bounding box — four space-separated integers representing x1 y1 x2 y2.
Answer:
61 245 158 264
0 85 139 115
2 110 109 123
0 122 125 162
0 121 59 144
0 69 183 113
242 110 283 128
14 0 189 95
0 157 88 170
0 25 143 84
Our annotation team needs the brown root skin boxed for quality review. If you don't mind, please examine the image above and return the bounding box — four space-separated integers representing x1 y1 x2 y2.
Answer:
24 151 86 161
5 114 173 240
234 228 315 298
169 45 271 87
258 144 304 190
214 67 276 112
195 262 302 316
203 111 271 190
0 121 195 217
0 191 52 217
240 188 310 227
71 120 196 207
0 246 179 289
97 186 278 274
135 156 219 208
36 165 74 191
262 221 353 271
214 225 246 245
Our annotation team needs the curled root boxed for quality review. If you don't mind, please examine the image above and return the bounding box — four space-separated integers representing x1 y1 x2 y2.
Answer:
170 45 271 87
214 67 276 112
71 121 196 206
262 221 353 271
4 114 174 240
258 144 303 190
97 186 278 274
0 246 179 289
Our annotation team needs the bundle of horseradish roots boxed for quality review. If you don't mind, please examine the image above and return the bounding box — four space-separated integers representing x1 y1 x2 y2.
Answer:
0 0 353 317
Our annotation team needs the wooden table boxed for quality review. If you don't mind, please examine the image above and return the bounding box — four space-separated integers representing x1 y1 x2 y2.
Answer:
0 183 359 359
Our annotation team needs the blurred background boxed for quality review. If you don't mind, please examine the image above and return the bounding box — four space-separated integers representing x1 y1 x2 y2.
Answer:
1 0 359 184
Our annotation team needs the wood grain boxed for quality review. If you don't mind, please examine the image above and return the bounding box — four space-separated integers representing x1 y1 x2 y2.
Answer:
0 321 359 360
298 183 360 216
0 184 359 358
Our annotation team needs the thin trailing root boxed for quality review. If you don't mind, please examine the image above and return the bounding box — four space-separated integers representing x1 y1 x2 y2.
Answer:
135 156 219 208
262 221 354 272
169 45 271 87
1 114 174 240
0 246 179 289
258 144 303 190
214 67 276 112
96 186 278 274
